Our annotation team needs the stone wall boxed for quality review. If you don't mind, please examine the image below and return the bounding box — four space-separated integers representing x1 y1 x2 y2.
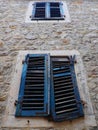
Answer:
0 0 98 129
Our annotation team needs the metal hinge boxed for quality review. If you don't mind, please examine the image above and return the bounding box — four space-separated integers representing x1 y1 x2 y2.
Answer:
22 54 29 64
14 99 23 106
70 55 77 64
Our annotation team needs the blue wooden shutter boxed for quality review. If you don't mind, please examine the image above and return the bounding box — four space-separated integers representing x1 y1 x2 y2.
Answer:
49 2 64 20
31 2 46 20
15 54 50 117
50 56 84 121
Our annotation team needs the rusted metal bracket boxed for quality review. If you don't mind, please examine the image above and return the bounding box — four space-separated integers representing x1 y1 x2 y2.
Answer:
14 99 23 106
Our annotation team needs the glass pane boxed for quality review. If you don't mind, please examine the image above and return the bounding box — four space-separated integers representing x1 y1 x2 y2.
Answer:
50 2 60 7
36 3 45 7
35 8 45 18
50 8 61 17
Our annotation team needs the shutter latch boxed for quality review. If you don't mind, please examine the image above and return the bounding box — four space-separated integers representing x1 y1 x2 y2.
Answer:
14 99 23 106
81 100 87 107
77 100 87 107
14 100 18 106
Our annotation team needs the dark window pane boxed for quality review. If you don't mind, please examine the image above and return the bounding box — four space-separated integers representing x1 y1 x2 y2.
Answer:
50 8 61 17
36 3 45 7
50 2 60 7
35 8 45 18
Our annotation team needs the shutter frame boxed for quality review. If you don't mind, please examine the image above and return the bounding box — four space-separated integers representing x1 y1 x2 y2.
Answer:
15 54 50 117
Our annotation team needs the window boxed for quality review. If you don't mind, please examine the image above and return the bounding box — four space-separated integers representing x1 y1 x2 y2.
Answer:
30 2 65 20
15 54 84 121
25 1 71 23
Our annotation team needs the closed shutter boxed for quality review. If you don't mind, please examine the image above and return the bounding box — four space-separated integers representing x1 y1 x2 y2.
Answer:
34 3 46 19
31 2 64 20
50 56 84 121
50 2 64 20
15 54 50 117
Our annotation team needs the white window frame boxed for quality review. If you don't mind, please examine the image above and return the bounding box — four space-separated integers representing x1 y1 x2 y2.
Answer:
25 1 71 23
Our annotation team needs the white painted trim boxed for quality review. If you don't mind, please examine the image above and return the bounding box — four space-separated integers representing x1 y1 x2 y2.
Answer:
25 1 71 23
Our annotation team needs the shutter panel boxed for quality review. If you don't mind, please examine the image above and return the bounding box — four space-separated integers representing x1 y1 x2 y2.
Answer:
49 2 64 20
50 56 84 121
15 54 50 117
31 2 46 20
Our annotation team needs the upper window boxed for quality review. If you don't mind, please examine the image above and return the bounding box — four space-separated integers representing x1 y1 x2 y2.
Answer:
25 1 71 23
30 2 65 20
15 54 84 122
